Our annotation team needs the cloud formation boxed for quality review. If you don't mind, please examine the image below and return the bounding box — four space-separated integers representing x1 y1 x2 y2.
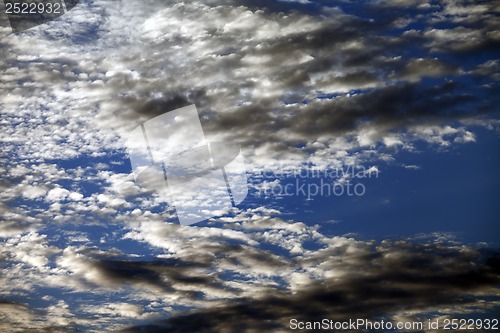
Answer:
0 0 499 332
118 240 500 333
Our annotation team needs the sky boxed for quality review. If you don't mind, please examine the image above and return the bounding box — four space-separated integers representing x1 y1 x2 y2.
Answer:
0 0 499 332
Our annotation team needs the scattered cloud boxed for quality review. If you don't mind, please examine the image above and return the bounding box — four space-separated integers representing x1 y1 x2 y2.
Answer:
0 0 498 332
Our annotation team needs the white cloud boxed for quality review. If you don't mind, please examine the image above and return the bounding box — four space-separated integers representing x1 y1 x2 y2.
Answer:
46 188 71 202
0 0 498 331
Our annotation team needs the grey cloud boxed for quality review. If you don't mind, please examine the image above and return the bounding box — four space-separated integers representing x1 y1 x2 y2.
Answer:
0 209 498 332
119 243 500 333
399 57 460 82
83 0 498 166
0 220 35 237
205 80 489 152
1 0 496 172
58 239 287 299
0 1 499 331
0 301 71 333
88 257 215 293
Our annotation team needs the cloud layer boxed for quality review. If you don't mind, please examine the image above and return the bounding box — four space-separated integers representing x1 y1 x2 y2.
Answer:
1 0 499 332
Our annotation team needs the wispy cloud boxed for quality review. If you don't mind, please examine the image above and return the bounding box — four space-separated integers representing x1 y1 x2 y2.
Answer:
1 0 498 332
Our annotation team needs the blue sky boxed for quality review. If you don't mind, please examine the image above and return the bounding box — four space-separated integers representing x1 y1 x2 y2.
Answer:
1 0 499 332
282 127 500 244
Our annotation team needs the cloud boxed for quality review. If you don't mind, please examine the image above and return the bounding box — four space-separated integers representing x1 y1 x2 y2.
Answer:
0 0 499 332
2 232 59 268
118 241 500 333
0 301 71 333
0 0 497 174
57 246 216 294
82 0 497 171
0 205 499 332
81 302 155 319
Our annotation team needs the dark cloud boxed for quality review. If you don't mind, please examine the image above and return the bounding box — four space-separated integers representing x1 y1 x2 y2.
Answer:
0 301 71 333
1 0 499 332
61 240 288 298
119 243 500 333
88 0 499 158
205 80 493 151
68 254 217 293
